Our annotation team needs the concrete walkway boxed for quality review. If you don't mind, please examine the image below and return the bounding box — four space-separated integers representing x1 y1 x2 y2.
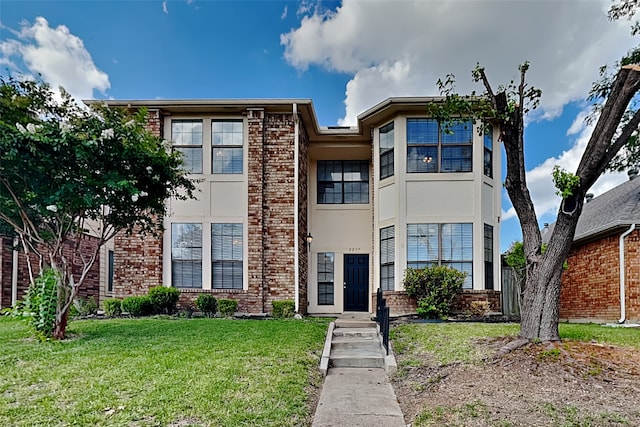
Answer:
312 367 405 427
311 313 405 426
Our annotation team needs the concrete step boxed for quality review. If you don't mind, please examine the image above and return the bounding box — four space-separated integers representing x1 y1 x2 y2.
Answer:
331 336 380 350
330 353 385 368
332 327 378 338
334 319 377 329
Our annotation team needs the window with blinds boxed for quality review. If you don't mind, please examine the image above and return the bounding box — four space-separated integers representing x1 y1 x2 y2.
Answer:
407 118 473 173
484 224 494 290
407 223 473 289
171 223 203 288
317 252 334 305
212 223 243 289
380 226 395 291
171 120 203 173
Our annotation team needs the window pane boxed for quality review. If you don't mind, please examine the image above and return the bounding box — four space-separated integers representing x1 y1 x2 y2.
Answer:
380 226 395 291
442 120 473 144
443 262 473 289
317 160 368 204
318 253 334 305
407 146 438 173
380 150 394 180
441 146 472 172
441 223 472 261
407 224 438 263
484 224 494 290
484 125 493 150
212 120 243 146
171 223 202 288
213 147 243 174
212 223 243 289
407 119 438 144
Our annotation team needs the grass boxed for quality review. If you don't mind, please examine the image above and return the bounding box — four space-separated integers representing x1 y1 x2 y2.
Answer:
0 316 330 427
391 322 640 366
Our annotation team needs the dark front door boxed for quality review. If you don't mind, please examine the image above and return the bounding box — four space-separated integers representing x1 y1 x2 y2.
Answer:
344 254 369 311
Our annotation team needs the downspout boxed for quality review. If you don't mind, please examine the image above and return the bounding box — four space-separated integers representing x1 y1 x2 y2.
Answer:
293 103 300 313
11 237 18 306
618 223 635 324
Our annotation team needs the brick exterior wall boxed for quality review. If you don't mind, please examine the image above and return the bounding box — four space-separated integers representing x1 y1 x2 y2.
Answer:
0 235 101 308
371 289 502 318
113 108 308 315
560 229 640 323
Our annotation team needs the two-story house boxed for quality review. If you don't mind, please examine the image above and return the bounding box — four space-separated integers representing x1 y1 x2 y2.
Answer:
101 97 502 316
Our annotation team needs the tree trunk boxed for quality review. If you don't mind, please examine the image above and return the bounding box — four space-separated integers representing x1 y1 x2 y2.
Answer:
52 308 69 340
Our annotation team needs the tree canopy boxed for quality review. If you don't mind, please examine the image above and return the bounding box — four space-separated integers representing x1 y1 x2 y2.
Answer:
0 76 195 338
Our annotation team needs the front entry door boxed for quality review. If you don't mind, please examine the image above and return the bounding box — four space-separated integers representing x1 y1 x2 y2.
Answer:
344 254 369 311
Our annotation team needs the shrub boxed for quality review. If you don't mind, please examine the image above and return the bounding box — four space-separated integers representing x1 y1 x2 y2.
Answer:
121 296 153 317
73 296 98 317
195 294 217 318
272 300 295 318
148 286 180 315
218 299 238 317
23 268 59 339
403 265 466 319
103 298 122 317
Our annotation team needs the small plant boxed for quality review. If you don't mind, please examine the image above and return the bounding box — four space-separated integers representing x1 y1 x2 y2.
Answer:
103 299 122 317
195 294 218 318
272 300 295 318
22 268 59 339
470 300 490 317
121 296 153 317
218 299 238 317
552 166 580 199
403 265 466 319
73 296 98 317
537 348 561 361
148 286 180 315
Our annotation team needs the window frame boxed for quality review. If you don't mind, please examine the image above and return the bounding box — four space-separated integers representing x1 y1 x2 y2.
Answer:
406 118 473 174
211 119 244 174
317 160 370 204
171 223 203 289
211 223 243 290
484 224 494 290
171 119 203 174
379 122 395 180
407 223 473 289
317 252 335 305
484 124 493 178
107 250 114 293
380 226 395 291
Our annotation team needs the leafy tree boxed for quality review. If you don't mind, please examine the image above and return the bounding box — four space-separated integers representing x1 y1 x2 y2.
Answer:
428 12 640 341
0 76 195 339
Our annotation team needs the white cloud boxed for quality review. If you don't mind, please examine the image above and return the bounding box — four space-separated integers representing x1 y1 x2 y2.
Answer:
0 17 110 102
281 5 288 20
163 1 169 14
281 0 635 126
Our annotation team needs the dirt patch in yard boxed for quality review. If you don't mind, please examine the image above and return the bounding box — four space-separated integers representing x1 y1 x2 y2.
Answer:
392 337 640 426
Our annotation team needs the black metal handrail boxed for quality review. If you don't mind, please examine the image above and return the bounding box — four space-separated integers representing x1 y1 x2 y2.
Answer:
375 288 390 355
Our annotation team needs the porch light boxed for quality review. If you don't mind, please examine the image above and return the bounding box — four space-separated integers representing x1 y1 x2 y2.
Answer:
306 232 313 250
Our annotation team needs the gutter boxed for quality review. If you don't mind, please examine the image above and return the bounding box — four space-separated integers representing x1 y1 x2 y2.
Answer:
618 224 636 324
293 103 300 313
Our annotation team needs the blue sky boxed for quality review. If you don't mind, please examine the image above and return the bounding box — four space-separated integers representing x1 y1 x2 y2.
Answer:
1 0 637 251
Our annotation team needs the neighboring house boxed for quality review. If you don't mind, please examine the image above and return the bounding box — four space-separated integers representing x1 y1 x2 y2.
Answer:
0 234 105 309
3 97 503 316
552 171 640 323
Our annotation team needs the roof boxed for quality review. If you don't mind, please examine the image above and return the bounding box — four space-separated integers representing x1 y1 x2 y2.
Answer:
573 176 640 241
542 176 640 244
85 96 482 145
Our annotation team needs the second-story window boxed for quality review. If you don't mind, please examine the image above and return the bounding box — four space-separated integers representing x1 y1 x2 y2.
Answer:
484 124 493 178
172 120 203 173
379 122 394 180
212 120 243 174
407 118 473 173
317 160 369 204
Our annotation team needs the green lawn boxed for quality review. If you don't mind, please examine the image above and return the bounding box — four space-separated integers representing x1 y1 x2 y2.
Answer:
0 316 330 427
391 322 640 365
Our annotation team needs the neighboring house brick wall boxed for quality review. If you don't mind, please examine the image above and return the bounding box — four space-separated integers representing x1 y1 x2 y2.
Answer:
298 122 310 313
560 230 640 323
0 235 101 308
